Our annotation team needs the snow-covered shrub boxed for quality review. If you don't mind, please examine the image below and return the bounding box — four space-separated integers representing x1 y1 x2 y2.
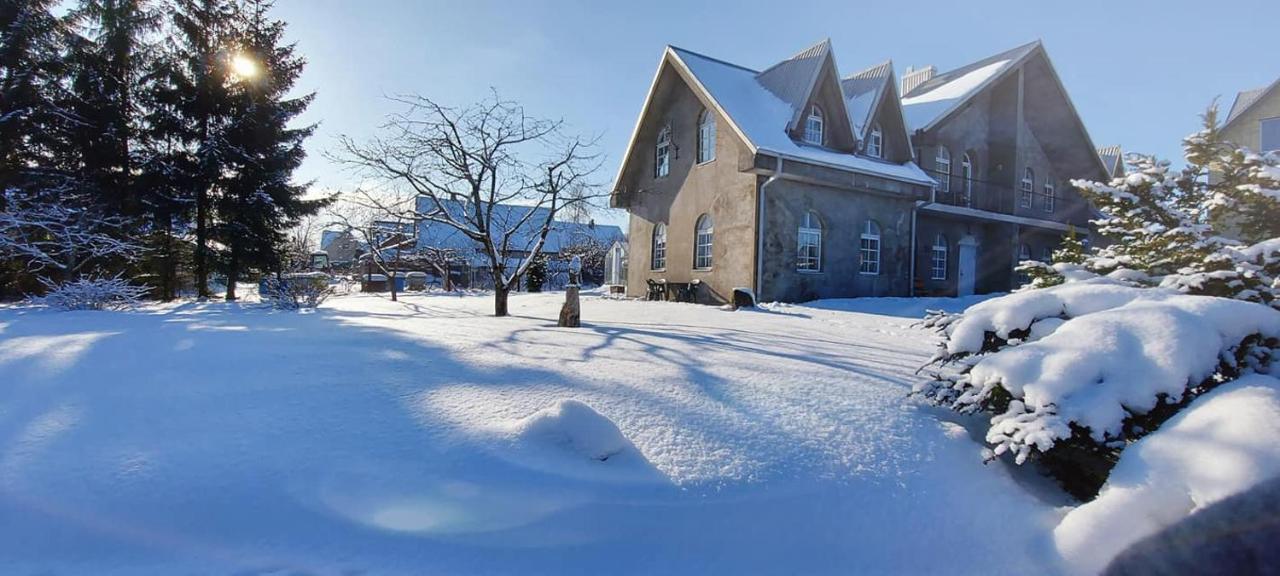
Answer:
261 273 332 310
915 282 1280 498
37 275 150 311
1053 375 1280 575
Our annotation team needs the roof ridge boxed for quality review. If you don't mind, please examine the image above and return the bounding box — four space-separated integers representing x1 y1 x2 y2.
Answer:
666 45 759 74
1223 77 1280 128
755 38 831 77
844 59 894 80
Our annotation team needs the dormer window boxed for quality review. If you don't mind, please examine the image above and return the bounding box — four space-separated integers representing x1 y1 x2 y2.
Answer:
867 124 883 158
803 105 824 145
654 125 671 178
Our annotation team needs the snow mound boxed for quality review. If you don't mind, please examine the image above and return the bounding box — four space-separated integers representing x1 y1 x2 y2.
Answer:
498 399 662 483
508 399 631 462
1054 375 1280 575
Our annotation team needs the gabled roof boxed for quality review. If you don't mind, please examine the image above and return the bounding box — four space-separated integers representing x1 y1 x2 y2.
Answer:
756 39 835 131
1097 145 1123 176
842 60 893 140
900 41 1041 132
1223 78 1280 129
611 44 934 187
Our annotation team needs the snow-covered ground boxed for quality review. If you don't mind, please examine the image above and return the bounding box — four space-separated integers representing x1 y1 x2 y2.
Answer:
0 290 1071 575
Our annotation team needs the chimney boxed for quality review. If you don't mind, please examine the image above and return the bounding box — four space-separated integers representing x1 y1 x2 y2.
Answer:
901 65 936 96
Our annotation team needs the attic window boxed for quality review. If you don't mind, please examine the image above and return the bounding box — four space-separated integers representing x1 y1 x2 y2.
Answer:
867 124 883 158
655 125 672 178
803 105 824 145
697 109 716 163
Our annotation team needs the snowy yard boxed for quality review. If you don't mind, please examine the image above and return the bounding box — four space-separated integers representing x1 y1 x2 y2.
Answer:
2 291 1076 574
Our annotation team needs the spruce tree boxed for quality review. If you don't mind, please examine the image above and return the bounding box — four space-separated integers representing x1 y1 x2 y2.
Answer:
216 0 326 300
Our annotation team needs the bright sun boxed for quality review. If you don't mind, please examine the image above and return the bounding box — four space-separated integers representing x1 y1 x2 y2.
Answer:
230 54 258 79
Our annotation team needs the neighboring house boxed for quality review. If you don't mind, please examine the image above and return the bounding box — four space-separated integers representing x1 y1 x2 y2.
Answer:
319 229 365 266
1098 145 1125 179
611 39 1109 304
1222 78 1280 155
415 198 623 287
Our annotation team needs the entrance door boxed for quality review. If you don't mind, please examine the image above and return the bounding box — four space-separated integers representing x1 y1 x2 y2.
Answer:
957 236 978 296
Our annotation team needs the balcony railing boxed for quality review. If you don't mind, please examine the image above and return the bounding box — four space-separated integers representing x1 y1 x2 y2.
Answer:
920 169 1019 216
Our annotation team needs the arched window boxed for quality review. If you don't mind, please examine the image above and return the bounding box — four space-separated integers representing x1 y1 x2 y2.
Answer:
696 109 716 164
961 153 974 206
803 105 824 145
1043 181 1056 213
651 223 667 270
1020 167 1035 208
931 234 948 280
654 125 671 178
859 220 881 275
867 124 883 158
797 210 822 272
694 214 714 270
935 147 951 194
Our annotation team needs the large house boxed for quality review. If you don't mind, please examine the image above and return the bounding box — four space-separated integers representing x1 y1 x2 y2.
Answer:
1222 78 1280 155
611 39 1111 304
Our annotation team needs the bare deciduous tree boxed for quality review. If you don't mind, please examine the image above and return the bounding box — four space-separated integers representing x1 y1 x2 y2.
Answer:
326 188 419 302
335 91 603 316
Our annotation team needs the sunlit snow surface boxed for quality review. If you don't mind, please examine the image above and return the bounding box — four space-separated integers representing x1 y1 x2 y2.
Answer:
0 291 1069 575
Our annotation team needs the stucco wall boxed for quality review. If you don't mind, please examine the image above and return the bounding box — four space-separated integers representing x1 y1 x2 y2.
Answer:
759 178 914 302
619 64 758 304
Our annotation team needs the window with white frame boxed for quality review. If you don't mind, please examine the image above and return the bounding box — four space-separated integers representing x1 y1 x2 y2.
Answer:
859 220 881 275
654 125 671 178
867 124 883 158
1018 243 1031 263
803 105 824 145
651 223 667 270
931 234 948 280
696 109 716 163
1262 117 1280 153
694 214 714 269
1043 181 1055 213
1041 246 1053 263
961 153 974 206
1020 168 1034 208
935 147 951 194
797 211 822 272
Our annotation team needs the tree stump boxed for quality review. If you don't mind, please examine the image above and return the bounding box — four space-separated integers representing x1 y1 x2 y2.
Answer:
558 285 580 327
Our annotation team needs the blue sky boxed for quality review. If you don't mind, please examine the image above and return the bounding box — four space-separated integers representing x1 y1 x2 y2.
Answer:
275 0 1278 226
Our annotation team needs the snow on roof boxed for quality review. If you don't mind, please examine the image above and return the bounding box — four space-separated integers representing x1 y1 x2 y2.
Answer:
319 229 342 250
670 46 934 186
415 198 623 264
901 60 1009 132
899 41 1040 132
842 60 893 140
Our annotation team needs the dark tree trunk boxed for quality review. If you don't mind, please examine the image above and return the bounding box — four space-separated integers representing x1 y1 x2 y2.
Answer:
494 284 509 317
389 272 398 302
195 184 209 297
225 248 239 301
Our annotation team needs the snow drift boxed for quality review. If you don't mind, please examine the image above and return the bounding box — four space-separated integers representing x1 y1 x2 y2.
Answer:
499 399 661 483
1054 375 1280 575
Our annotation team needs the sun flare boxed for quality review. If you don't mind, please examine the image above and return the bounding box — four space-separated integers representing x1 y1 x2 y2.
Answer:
230 53 258 79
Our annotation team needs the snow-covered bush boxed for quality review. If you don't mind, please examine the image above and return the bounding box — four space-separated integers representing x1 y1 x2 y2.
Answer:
261 273 332 310
1054 374 1280 575
915 281 1280 498
37 275 150 311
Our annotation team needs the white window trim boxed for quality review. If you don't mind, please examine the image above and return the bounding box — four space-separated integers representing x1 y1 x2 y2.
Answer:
931 235 947 280
694 215 713 270
1043 182 1055 213
859 221 881 275
961 154 974 206
1020 168 1034 208
655 126 671 178
867 124 883 158
797 211 822 273
697 110 716 164
804 105 824 145
1261 116 1280 153
651 223 667 270
935 147 951 194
